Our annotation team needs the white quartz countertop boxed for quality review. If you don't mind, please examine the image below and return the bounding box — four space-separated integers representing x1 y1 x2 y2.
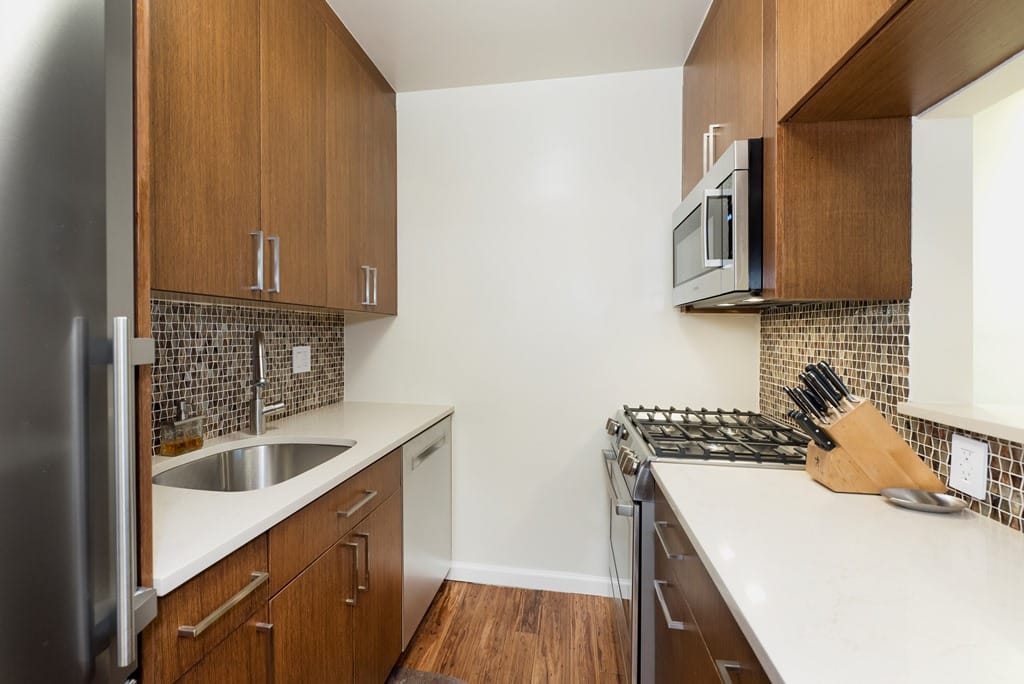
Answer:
651 463 1024 684
151 401 453 595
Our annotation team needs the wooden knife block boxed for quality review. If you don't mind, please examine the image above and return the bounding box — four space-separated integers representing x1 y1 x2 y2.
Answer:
805 400 945 494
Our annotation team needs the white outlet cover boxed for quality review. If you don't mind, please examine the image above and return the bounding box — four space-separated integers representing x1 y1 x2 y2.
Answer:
949 433 989 500
292 346 312 374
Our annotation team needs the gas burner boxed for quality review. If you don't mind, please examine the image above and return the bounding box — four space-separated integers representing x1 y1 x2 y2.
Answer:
621 405 808 467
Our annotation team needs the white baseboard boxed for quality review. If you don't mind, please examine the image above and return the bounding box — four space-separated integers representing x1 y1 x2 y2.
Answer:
447 561 614 598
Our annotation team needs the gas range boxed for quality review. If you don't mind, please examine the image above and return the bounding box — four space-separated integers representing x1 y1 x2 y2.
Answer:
606 405 808 495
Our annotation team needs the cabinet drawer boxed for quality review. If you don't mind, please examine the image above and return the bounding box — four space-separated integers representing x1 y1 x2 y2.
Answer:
654 483 769 684
269 450 400 594
145 536 270 684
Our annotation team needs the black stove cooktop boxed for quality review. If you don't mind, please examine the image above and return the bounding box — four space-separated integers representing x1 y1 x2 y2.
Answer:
623 406 808 466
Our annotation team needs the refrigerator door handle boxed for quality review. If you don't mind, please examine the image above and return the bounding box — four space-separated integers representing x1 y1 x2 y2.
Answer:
113 318 157 668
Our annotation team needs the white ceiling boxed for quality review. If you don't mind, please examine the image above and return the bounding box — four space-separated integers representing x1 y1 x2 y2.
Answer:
326 0 712 92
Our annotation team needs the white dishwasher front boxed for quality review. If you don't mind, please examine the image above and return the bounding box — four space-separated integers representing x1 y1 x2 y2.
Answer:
402 416 452 648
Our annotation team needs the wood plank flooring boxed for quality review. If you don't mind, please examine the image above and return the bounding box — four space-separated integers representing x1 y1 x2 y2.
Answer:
395 581 625 684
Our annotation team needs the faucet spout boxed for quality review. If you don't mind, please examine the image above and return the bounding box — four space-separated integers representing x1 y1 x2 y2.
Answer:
248 331 285 435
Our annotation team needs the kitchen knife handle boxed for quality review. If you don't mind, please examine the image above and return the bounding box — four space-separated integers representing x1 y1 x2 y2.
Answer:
802 372 843 413
783 386 811 416
805 365 842 404
818 361 857 401
797 385 828 420
791 411 836 451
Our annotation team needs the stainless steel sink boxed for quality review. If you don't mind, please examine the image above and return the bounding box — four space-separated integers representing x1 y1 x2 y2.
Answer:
153 442 353 492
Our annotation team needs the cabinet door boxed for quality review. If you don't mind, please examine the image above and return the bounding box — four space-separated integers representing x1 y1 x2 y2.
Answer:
349 492 403 684
149 0 261 299
270 543 354 684
325 31 398 315
325 31 370 311
260 0 327 306
709 0 764 166
364 74 398 315
176 608 272 684
682 19 717 196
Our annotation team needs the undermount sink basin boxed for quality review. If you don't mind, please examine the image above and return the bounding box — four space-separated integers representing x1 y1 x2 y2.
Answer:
153 442 353 492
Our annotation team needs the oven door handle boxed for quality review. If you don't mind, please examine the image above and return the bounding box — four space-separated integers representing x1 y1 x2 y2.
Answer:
604 455 635 517
701 187 727 268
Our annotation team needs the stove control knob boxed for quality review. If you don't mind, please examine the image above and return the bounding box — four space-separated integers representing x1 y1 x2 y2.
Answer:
616 445 636 471
605 418 621 436
619 427 630 442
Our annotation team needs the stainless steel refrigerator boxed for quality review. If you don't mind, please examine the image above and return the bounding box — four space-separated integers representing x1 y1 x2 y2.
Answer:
0 1 157 681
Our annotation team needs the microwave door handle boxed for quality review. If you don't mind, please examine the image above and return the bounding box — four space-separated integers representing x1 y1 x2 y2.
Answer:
701 188 725 268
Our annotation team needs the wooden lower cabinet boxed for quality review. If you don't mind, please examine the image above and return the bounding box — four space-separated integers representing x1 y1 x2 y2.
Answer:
652 483 769 684
350 492 403 683
270 541 353 683
176 608 273 684
147 467 406 683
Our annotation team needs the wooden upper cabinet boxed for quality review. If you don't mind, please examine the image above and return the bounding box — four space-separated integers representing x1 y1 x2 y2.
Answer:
325 31 369 311
775 0 906 120
260 0 327 307
149 0 262 300
786 0 1024 122
325 27 398 314
681 0 763 197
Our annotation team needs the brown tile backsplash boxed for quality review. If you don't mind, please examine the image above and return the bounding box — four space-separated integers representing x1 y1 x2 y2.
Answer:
151 295 344 456
760 300 1024 533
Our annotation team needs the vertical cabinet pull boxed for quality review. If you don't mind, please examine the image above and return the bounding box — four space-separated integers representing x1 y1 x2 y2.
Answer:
343 542 359 606
355 532 370 591
254 622 274 684
371 267 378 306
250 230 264 291
706 123 723 170
716 659 742 684
360 265 372 305
702 132 711 174
267 236 281 294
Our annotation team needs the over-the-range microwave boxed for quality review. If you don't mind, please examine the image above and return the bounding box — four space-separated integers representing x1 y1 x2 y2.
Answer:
672 138 763 308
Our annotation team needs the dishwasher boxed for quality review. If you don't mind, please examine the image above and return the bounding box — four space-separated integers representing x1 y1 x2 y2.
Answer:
402 416 453 648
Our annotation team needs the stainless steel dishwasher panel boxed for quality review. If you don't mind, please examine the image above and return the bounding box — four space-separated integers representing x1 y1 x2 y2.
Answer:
402 416 453 648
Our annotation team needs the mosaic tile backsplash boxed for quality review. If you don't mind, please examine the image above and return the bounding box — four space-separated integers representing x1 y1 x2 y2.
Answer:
760 300 1024 532
151 295 344 456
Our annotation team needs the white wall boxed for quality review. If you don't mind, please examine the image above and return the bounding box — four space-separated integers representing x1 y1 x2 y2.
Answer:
344 68 760 594
973 88 1024 405
908 117 973 404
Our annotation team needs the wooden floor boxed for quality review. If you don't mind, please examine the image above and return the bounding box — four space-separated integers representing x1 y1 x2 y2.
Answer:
396 581 625 683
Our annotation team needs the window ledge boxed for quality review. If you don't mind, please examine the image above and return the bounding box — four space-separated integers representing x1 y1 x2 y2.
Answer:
897 402 1024 444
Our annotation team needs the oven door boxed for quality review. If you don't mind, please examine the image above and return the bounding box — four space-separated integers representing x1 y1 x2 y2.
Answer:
605 451 636 682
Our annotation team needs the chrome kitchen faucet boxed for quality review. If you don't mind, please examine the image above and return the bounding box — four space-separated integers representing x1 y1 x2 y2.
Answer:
248 331 286 435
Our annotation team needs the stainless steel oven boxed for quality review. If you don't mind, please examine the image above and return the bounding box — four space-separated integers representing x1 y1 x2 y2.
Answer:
672 138 763 309
605 448 635 680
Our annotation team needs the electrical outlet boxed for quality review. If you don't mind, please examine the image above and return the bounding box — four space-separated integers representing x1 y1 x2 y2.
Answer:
948 434 988 500
292 345 311 374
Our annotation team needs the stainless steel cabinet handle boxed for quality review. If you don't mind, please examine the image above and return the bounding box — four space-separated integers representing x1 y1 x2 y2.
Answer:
716 659 743 684
178 571 269 638
344 542 359 606
652 580 692 632
360 265 372 305
371 266 378 306
254 622 274 684
267 236 281 294
654 521 688 560
411 436 445 471
113 317 136 666
250 230 264 291
707 123 723 168
702 132 711 174
337 489 378 519
355 532 370 592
